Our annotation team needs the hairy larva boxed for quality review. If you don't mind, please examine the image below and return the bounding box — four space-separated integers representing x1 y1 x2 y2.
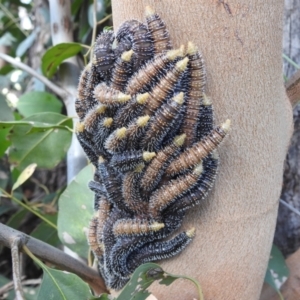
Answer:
140 134 186 192
166 120 231 175
105 127 127 154
149 164 204 217
141 93 185 151
145 6 172 54
88 217 104 257
197 94 215 140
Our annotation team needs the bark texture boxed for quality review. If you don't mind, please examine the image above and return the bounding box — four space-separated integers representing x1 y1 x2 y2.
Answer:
111 1 293 299
274 0 300 257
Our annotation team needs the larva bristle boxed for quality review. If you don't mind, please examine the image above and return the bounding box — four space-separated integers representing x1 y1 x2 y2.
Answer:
145 7 172 54
110 50 134 92
127 230 194 273
122 169 148 214
105 127 127 154
146 59 189 115
113 219 165 236
141 93 185 151
94 83 131 107
88 217 104 257
149 165 203 217
114 93 149 128
140 134 185 192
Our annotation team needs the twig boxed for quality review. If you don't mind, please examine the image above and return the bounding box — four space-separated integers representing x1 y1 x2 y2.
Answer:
97 14 112 25
0 278 42 296
10 237 24 300
280 199 300 217
285 69 300 107
0 223 108 295
0 52 68 100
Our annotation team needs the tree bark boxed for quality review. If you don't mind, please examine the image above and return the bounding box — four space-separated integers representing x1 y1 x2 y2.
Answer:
111 1 293 299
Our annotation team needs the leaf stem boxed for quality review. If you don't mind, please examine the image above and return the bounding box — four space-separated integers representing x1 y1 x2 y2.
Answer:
0 188 57 230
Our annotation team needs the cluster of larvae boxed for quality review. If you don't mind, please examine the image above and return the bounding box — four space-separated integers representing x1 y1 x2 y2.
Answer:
75 6 230 290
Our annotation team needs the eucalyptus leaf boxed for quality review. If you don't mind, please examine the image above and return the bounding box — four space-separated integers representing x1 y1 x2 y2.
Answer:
36 266 93 300
12 163 37 191
17 91 63 117
264 245 289 297
0 95 14 121
8 113 72 170
58 164 94 258
42 43 83 78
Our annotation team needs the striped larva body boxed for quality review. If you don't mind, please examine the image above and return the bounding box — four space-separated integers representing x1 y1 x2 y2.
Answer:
166 120 230 175
149 164 204 217
140 134 186 192
88 217 104 257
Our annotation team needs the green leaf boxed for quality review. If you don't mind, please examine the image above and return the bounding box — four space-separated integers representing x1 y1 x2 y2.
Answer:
264 245 289 298
30 214 61 247
58 164 94 258
42 43 83 78
0 95 14 121
117 263 204 300
0 126 11 157
6 208 29 229
36 266 93 300
17 91 63 117
12 163 37 191
8 113 72 170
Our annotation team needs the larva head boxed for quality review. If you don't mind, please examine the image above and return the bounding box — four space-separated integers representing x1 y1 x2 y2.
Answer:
134 163 145 173
221 119 231 133
166 48 184 61
203 93 212 106
186 227 196 238
136 93 149 105
116 127 127 139
137 115 150 127
75 122 85 133
176 57 189 72
117 92 131 104
96 105 107 114
143 151 156 162
193 163 203 176
98 156 105 164
173 92 184 105
151 222 165 231
121 49 134 62
186 41 198 55
145 5 155 17
103 117 113 128
173 134 186 147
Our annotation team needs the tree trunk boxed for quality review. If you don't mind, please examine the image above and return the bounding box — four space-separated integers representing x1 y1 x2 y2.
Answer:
111 1 293 299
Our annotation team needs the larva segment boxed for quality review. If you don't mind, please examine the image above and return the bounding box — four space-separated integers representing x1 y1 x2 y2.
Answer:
197 94 214 140
140 134 186 192
125 48 183 95
146 57 189 115
110 150 155 173
149 164 204 217
94 83 131 107
166 119 231 175
141 92 185 151
88 217 104 257
110 50 134 92
122 164 148 214
145 6 172 54
114 93 149 128
105 127 127 154
93 31 115 75
127 228 195 272
75 63 91 120
126 115 150 149
75 122 98 165
113 219 164 236
167 154 219 213
97 197 111 239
